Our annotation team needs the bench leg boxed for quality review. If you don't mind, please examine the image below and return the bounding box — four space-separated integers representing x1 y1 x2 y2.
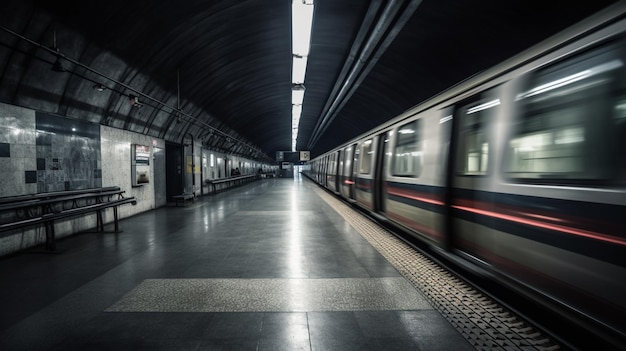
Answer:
113 206 121 233
45 221 56 251
96 209 104 231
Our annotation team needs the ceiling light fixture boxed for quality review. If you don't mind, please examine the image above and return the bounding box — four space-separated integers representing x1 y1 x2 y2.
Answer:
129 94 143 108
93 83 106 92
291 0 314 152
292 83 306 105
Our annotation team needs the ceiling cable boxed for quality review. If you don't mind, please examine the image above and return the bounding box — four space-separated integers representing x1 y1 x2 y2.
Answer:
0 24 269 161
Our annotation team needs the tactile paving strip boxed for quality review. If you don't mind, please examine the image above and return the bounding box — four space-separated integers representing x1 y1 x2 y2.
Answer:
313 186 561 351
105 277 431 312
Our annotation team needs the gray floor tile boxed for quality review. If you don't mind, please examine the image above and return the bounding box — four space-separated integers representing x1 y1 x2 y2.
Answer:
198 338 259 351
308 312 364 341
203 313 264 339
258 338 312 351
397 310 462 338
354 311 410 338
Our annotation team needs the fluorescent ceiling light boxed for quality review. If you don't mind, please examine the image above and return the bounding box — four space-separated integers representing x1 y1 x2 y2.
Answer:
292 0 314 152
292 1 314 57
293 104 303 116
292 89 305 105
292 56 308 84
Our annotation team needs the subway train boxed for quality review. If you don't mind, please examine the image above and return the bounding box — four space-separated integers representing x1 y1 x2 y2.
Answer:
305 3 626 344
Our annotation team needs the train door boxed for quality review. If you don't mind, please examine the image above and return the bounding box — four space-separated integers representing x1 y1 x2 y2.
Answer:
354 137 378 211
313 159 320 183
317 159 323 184
320 155 327 187
445 89 501 257
326 153 336 191
317 156 322 184
373 131 390 214
313 159 319 183
327 151 340 193
382 117 450 245
340 144 357 201
338 148 346 194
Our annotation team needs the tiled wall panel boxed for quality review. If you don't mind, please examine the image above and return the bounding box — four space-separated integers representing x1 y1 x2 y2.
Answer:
35 112 102 192
0 103 37 197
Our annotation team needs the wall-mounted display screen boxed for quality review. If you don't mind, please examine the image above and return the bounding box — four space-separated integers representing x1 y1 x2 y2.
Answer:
131 144 150 185
135 144 150 165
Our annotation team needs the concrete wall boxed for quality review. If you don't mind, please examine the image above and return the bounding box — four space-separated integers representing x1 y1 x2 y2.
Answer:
0 102 165 256
100 126 162 218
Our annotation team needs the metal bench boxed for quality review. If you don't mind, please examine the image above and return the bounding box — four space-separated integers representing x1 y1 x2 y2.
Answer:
205 174 259 194
172 193 195 206
0 187 136 251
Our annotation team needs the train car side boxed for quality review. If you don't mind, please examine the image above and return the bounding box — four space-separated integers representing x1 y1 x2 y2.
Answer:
304 3 626 340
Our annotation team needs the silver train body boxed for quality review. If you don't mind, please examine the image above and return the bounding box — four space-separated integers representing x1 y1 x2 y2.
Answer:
306 3 626 339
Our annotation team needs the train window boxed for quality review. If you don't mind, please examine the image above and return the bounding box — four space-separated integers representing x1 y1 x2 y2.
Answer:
456 95 500 175
359 139 374 174
507 40 626 183
392 120 423 177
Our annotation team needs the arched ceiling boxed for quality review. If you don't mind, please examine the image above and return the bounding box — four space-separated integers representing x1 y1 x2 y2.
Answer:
0 0 618 161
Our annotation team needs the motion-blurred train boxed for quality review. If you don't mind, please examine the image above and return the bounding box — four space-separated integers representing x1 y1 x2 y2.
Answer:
305 2 626 343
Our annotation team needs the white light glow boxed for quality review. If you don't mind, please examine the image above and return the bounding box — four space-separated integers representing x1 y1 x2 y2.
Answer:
466 99 500 114
292 1 314 56
291 0 314 153
517 59 623 100
398 128 414 134
293 104 303 115
292 56 308 84
292 104 302 152
439 115 453 124
292 89 305 105
555 127 585 144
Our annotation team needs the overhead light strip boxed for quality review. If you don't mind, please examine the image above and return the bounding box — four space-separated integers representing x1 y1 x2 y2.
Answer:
291 0 314 152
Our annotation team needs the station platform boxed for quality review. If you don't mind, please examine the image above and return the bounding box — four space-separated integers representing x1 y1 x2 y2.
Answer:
0 174 551 351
